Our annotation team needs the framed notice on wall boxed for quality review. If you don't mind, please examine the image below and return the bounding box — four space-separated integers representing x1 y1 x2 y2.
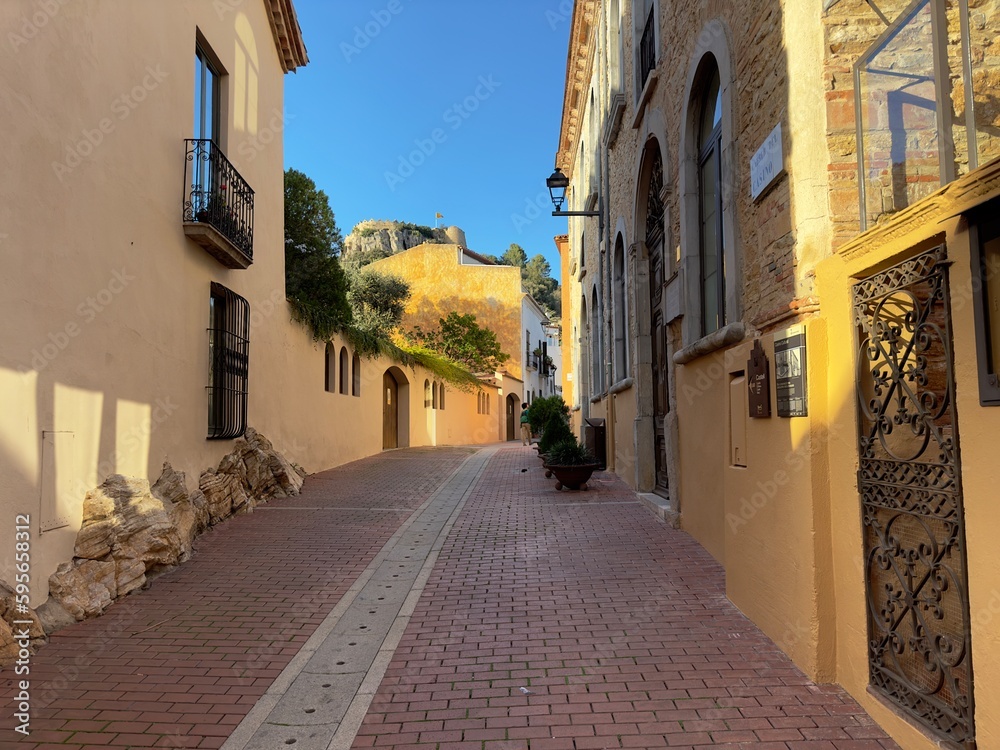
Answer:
775 325 807 417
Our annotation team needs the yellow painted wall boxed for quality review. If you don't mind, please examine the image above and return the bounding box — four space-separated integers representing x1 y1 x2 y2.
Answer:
369 244 525 381
721 324 833 680
611 385 636 483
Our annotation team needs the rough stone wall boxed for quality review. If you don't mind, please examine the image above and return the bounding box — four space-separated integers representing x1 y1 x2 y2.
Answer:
343 220 448 266
600 0 804 338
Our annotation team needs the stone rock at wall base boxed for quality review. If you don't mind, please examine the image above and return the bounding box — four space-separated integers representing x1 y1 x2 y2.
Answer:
34 599 77 636
47 559 117 621
115 557 147 597
199 469 247 524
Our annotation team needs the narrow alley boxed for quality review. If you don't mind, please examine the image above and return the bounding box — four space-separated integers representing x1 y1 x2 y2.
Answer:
2 446 897 750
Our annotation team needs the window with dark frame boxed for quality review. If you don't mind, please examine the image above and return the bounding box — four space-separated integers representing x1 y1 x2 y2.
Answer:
352 352 361 396
207 282 249 439
339 347 349 394
970 198 1000 405
698 59 725 336
194 43 220 145
324 343 335 393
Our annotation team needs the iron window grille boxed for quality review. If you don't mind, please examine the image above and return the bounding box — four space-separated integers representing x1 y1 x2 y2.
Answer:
184 139 255 262
207 282 249 439
638 7 656 92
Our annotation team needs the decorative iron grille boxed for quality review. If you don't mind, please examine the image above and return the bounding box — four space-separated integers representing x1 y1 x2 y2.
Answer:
208 282 250 440
645 146 664 249
853 245 976 748
639 7 656 91
184 139 255 262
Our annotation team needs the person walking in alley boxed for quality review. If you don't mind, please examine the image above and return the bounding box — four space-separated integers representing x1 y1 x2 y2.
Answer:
520 403 532 445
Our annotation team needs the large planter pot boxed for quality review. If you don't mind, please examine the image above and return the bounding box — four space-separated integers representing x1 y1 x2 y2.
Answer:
548 463 599 491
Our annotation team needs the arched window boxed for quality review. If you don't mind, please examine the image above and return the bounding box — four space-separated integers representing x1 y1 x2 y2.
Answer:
352 352 361 396
698 58 725 336
591 286 602 396
477 392 482 414
580 231 586 269
339 347 349 394
432 381 438 409
424 379 431 408
325 343 335 393
439 384 445 410
613 234 628 380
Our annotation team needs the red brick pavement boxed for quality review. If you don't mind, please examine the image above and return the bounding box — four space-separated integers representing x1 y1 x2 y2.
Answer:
353 445 900 750
0 448 473 750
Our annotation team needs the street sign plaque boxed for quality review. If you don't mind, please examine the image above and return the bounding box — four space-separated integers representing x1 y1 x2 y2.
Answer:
747 339 771 418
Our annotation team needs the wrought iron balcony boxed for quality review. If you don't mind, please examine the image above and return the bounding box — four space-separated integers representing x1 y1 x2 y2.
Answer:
183 139 254 268
639 7 656 91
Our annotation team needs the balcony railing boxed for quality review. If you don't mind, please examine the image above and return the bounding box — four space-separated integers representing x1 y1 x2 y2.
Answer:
183 139 254 268
639 7 656 91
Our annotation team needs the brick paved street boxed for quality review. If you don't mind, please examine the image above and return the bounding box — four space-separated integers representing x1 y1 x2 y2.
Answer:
2 445 898 750
0 448 473 750
353 447 898 750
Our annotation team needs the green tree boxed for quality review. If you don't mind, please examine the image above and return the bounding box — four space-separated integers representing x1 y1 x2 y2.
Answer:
347 269 411 340
410 312 510 373
284 168 352 340
524 254 561 317
499 243 528 268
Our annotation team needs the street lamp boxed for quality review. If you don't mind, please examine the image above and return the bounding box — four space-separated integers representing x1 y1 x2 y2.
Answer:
546 167 601 217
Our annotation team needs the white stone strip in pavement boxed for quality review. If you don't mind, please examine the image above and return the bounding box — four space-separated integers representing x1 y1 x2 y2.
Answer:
220 446 497 750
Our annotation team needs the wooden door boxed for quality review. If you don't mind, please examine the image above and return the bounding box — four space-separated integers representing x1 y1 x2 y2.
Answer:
506 395 516 441
383 371 398 449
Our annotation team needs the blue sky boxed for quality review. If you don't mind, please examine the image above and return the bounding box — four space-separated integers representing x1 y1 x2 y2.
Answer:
284 0 572 279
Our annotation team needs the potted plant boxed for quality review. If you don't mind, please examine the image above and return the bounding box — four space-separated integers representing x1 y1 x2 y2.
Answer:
545 438 599 491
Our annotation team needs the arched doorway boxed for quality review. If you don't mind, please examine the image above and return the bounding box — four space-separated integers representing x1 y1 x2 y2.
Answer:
505 393 519 441
383 372 398 449
382 367 410 449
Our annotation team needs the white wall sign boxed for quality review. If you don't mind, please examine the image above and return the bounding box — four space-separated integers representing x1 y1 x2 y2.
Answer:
750 123 784 201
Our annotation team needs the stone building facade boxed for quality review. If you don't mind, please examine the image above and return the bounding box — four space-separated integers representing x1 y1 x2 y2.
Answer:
555 1 1000 747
